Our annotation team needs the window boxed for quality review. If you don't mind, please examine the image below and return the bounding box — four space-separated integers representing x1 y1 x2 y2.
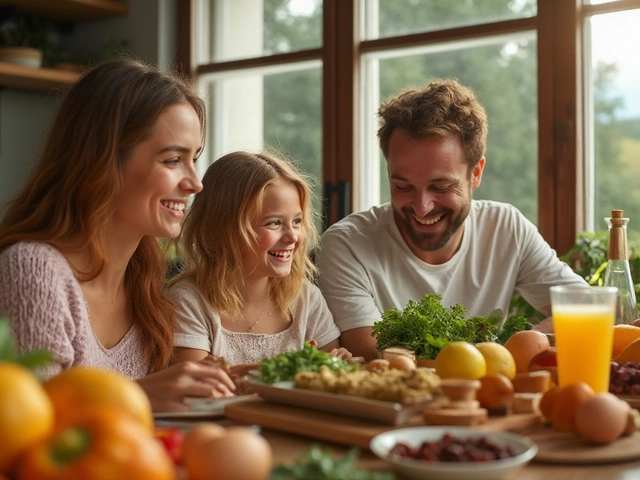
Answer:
180 0 640 254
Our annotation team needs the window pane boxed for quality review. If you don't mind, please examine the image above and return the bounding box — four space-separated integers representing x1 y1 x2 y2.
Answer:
361 34 538 223
363 0 536 40
587 9 640 240
198 65 323 222
204 0 322 63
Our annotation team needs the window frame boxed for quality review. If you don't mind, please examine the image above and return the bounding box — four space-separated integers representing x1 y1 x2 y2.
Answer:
177 0 640 255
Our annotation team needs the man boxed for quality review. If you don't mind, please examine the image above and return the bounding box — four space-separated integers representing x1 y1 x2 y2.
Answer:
316 79 586 361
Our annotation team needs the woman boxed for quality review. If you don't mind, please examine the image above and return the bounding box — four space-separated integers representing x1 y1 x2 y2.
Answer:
168 151 353 376
0 58 235 412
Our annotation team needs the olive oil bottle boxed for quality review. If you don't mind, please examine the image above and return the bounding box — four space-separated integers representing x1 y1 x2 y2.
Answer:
604 209 637 324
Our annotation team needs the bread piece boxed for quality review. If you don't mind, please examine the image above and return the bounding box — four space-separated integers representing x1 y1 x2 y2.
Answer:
512 392 543 414
423 407 488 426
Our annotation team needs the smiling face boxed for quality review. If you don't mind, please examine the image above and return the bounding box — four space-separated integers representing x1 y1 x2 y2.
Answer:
243 179 305 281
115 102 203 240
388 129 485 264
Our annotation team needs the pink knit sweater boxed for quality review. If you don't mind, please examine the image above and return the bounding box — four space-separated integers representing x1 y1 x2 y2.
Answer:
0 242 148 379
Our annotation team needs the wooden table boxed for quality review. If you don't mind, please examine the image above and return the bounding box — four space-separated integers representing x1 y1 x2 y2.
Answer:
257 427 640 479
155 415 640 480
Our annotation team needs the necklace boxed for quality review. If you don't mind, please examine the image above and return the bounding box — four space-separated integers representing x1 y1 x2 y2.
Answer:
243 298 272 333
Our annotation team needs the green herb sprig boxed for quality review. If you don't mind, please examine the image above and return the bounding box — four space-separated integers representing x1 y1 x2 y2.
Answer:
372 294 532 360
0 317 53 370
269 445 396 480
258 342 358 384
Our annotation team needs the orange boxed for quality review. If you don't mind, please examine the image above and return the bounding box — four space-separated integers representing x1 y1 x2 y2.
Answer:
475 342 517 379
613 325 640 360
616 337 640 364
476 374 514 410
43 366 153 431
539 385 560 421
435 342 486 380
503 330 550 374
0 362 54 474
550 382 594 433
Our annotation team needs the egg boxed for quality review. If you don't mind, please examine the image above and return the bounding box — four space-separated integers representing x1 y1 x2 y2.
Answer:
575 393 630 444
183 426 273 480
388 354 416 372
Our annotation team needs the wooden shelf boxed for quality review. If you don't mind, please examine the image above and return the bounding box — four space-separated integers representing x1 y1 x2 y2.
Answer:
0 0 129 22
0 62 79 92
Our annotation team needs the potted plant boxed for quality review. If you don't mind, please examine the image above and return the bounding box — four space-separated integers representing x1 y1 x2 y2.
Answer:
0 11 56 68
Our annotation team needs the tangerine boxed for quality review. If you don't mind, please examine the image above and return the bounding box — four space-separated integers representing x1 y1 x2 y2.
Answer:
0 363 54 474
550 382 594 433
43 366 153 431
476 374 514 410
615 334 640 364
503 330 550 374
539 385 560 421
612 324 640 359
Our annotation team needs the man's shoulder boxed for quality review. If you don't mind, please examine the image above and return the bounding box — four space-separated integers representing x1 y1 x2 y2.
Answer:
471 200 528 226
322 203 392 239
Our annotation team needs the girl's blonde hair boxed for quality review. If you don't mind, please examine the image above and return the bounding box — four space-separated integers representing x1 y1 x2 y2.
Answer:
174 151 318 316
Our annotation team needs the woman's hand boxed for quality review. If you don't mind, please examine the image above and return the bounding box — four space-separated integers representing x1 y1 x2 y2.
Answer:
136 360 236 413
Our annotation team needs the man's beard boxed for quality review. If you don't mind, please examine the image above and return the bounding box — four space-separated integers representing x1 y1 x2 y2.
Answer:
396 200 470 253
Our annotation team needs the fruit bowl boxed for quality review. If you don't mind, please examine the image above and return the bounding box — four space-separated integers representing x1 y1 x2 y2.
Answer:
369 426 537 480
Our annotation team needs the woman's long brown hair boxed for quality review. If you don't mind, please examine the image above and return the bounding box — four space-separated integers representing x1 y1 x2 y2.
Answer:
0 57 206 372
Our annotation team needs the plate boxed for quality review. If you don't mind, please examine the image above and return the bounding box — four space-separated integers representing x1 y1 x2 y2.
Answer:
153 394 257 419
369 426 537 480
250 381 443 425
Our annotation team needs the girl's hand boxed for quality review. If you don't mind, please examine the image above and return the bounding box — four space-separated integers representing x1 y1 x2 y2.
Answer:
136 361 236 413
328 347 364 364
230 363 259 379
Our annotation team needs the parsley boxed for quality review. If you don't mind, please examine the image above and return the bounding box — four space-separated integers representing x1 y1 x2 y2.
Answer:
269 445 396 480
258 342 358 384
372 294 532 360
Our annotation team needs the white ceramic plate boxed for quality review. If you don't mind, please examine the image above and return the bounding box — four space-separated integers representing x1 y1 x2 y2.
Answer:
251 380 443 425
153 394 257 419
370 426 537 480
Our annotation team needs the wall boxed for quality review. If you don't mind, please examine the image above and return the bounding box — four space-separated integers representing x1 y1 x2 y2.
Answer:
0 0 176 211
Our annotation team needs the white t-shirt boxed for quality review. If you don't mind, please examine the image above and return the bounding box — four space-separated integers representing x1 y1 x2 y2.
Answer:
168 279 341 365
316 200 586 332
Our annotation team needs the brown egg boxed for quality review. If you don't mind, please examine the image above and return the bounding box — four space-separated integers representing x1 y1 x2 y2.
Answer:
388 354 416 372
183 426 273 480
575 393 630 444
182 422 227 478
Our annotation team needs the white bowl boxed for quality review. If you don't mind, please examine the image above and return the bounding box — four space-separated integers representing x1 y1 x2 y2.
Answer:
370 426 537 480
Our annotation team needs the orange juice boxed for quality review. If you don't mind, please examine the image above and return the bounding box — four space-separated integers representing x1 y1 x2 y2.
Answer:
553 304 615 393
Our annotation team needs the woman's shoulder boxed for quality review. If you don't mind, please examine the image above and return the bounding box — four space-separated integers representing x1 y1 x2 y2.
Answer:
0 241 70 272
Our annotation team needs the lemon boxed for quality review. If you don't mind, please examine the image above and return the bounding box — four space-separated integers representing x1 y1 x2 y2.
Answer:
0 362 54 473
475 342 517 379
435 342 486 380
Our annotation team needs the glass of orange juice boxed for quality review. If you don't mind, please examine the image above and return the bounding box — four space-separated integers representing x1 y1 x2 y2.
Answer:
550 285 618 393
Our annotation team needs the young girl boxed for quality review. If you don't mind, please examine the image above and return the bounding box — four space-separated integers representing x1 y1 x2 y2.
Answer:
0 58 235 412
168 151 351 373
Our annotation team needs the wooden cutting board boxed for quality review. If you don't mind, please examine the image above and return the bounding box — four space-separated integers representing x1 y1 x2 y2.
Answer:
224 397 541 449
519 423 640 464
